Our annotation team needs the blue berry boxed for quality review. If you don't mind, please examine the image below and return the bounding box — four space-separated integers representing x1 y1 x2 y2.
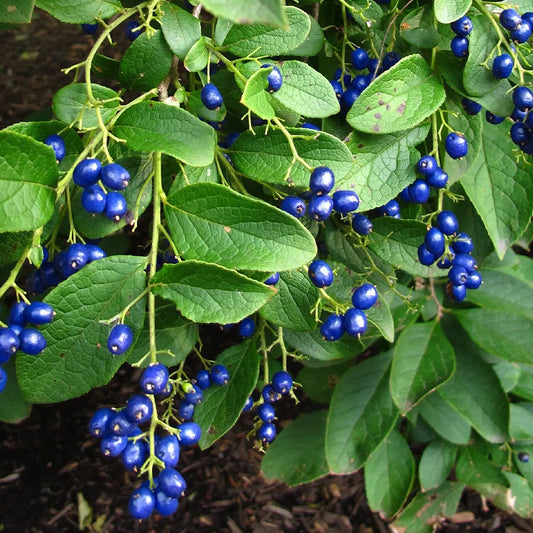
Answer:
352 213 373 235
466 271 483 289
308 194 333 221
157 467 187 498
107 324 133 355
341 89 360 110
264 272 280 285
511 106 527 122
518 451 530 463
44 134 66 161
351 48 369 70
85 244 107 262
272 370 293 394
511 122 529 145
308 260 334 288
155 435 180 467
452 233 474 254
486 111 505 125
332 190 360 214
382 51 400 70
301 122 320 131
126 394 153 424
81 22 98 34
140 363 169 394
201 83 223 110
523 13 533 27
448 265 469 285
417 155 438 176
350 75 370 93
510 20 532 43
352 283 378 310
184 383 203 405
262 65 283 92
110 411 137 436
418 244 436 266
451 283 467 302
73 159 101 188
210 364 230 386
330 80 343 99
8 302 27 326
0 327 19 363
436 211 459 235
426 168 448 188
281 196 306 218
238 317 256 338
257 403 276 423
125 20 141 40
424 227 446 256
243 396 254 412
0 367 6 394
407 179 430 203
122 439 148 471
320 314 345 341
378 199 400 217
437 256 453 269
453 253 477 272
445 132 468 159
514 87 533 111
18 328 46 355
177 421 202 446
81 184 107 214
451 16 473 37
258 422 277 443
64 243 89 276
23 302 54 325
101 163 130 190
462 97 482 115
89 407 115 438
154 489 179 516
499 9 522 31
195 369 211 389
101 434 128 456
104 191 127 222
129 485 155 520
178 400 195 421
451 36 469 58
492 54 514 79
262 384 282 403
343 308 367 337
309 167 335 195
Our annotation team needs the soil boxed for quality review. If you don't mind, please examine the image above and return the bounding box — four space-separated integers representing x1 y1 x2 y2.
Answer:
1 9 533 533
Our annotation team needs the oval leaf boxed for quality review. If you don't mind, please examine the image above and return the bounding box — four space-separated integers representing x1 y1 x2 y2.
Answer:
160 3 201 60
434 0 472 23
202 0 286 27
35 0 121 23
419 439 457 491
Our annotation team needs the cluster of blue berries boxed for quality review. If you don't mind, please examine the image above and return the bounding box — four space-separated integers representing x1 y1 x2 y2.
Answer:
281 166 360 222
510 86 533 154
73 158 130 222
450 15 473 58
400 154 449 207
418 212 482 301
0 301 55 392
320 283 378 341
27 242 106 295
90 362 230 520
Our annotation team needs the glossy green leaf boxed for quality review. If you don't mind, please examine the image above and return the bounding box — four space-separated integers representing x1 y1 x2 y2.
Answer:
92 54 120 79
202 0 286 27
288 15 324 56
17 256 147 403
119 30 172 91
164 183 316 271
494 361 522 392
35 0 120 23
364 429 415 518
231 127 354 188
262 410 329 486
167 161 218 195
0 232 32 266
460 120 533 260
501 473 533 519
259 270 319 331
400 7 441 48
455 308 533 364
184 36 209 73
512 365 533 402
344 125 429 211
440 338 509 443
127 304 198 368
150 261 274 324
0 131 58 233
419 439 457 491
510 403 533 442
366 297 395 343
391 322 455 413
222 6 309 57
392 482 465 533
434 0 471 23
0 359 31 423
297 361 351 404
113 101 217 167
272 61 340 118
240 67 276 120
326 351 399 473
195 341 260 448
52 83 120 129
0 0 34 23
347 55 445 134
160 3 201 60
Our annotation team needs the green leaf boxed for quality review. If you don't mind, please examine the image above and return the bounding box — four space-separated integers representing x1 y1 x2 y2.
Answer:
185 90 227 123
92 54 120 79
400 7 441 48
222 6 309 57
367 217 447 278
345 125 430 211
326 351 399 473
0 232 32 266
195 341 260 448
0 0 34 23
502 472 533 519
240 67 276 120
460 120 533 260
455 308 533 364
0 131 58 233
262 410 329 486
366 297 395 343
119 30 172 91
52 83 120 129
259 270 319 331
347 55 445 134
494 361 522 392
391 322 455 413
201 0 286 27
164 183 317 271
160 3 201 60
512 366 533 402
419 439 457 491
231 127 354 188
184 36 209 73
0 359 31 423
464 16 511 97
113 101 217 167
72 153 153 239
17 256 147 403
127 304 198 368
419 391 472 445
35 0 120 23
150 261 274 324
510 403 533 442
439 336 509 443
272 61 340 118
167 161 219 196
288 15 324 57
297 361 351 403
364 429 415 518
434 0 472 23
392 482 465 533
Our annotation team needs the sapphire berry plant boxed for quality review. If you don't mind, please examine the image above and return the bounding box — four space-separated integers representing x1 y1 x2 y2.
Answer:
1 0 533 527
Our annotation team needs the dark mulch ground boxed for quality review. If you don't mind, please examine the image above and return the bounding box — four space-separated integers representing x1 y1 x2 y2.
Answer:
1 9 533 533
